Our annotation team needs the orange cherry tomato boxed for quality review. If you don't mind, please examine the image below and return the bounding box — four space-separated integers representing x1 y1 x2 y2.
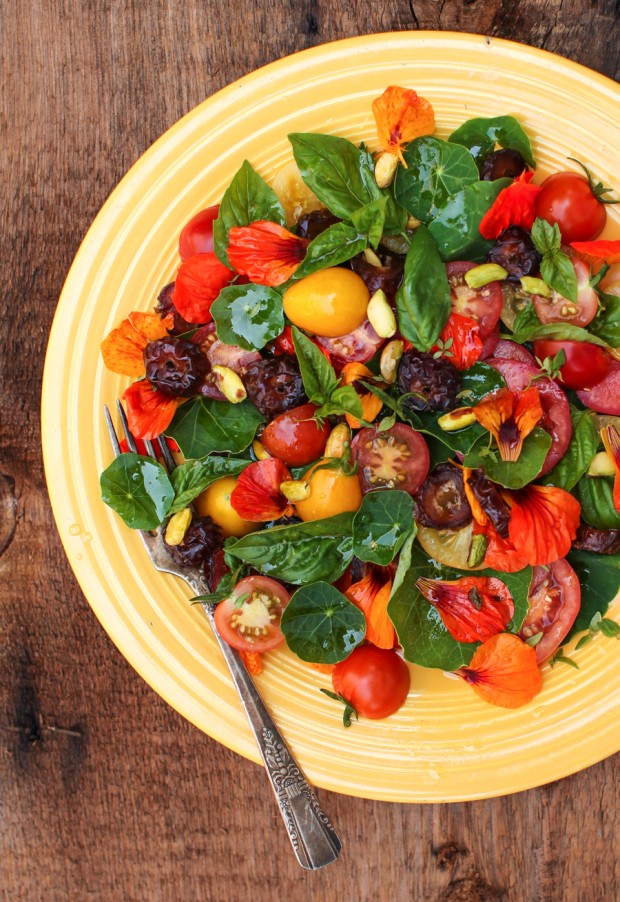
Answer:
295 461 363 522
195 475 256 537
282 268 369 338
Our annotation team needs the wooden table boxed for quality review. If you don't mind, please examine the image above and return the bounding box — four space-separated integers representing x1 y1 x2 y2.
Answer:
2 3 619 899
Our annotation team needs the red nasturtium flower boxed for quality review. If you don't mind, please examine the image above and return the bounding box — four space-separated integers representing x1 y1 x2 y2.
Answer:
230 458 294 522
345 568 395 649
101 311 173 376
122 380 182 440
432 312 483 371
601 425 620 514
457 633 542 709
172 252 234 323
473 386 543 462
479 171 541 240
416 575 514 643
227 221 309 287
570 239 620 265
372 85 435 165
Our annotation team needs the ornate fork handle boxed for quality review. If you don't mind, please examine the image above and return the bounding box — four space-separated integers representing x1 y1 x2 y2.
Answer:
192 586 341 870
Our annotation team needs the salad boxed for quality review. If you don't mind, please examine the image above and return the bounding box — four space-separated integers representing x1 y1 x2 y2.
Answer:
100 85 620 725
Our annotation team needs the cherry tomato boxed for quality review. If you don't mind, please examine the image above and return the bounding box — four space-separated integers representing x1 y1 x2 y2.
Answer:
531 259 598 327
295 462 363 522
282 268 370 338
178 205 220 260
195 475 256 537
260 403 331 467
315 319 384 367
332 645 410 719
351 423 430 495
487 357 572 474
492 340 537 366
577 357 620 415
214 576 290 653
534 171 607 243
447 261 503 338
519 559 581 662
532 339 611 390
479 324 500 359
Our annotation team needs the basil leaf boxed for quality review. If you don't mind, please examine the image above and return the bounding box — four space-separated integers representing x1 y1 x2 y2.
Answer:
390 526 418 598
394 136 479 222
352 490 415 565
576 475 620 529
316 384 363 420
211 283 284 351
463 426 552 489
291 326 338 402
395 224 451 351
448 115 536 168
281 582 366 664
225 513 355 584
509 301 542 340
100 453 174 529
543 405 598 491
213 160 286 267
457 362 506 404
428 178 511 261
591 290 620 348
531 218 562 256
540 252 578 304
511 319 616 355
168 457 249 515
294 223 367 279
166 397 264 459
358 144 408 235
566 549 620 638
350 196 387 249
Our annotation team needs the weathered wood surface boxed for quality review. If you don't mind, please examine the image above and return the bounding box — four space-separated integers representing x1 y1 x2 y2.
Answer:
2 2 619 899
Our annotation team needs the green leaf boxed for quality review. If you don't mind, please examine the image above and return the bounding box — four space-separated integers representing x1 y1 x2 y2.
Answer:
531 218 561 256
510 318 616 355
394 136 479 222
458 362 506 404
100 453 174 529
316 384 363 420
168 457 249 515
463 426 552 489
166 398 264 459
350 196 388 249
543 405 598 491
211 283 284 351
509 301 542 339
591 290 620 348
403 408 486 456
540 252 578 304
281 582 366 664
390 526 418 598
293 223 367 279
428 179 511 261
575 475 620 529
291 326 338 403
225 513 355 584
352 490 414 566
448 115 536 168
600 619 620 639
213 160 286 267
566 548 620 637
395 224 451 351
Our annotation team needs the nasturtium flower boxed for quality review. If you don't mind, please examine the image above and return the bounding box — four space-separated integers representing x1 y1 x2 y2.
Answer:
122 379 182 440
340 362 383 430
416 575 514 643
457 633 542 708
227 221 309 287
479 171 541 240
570 238 620 265
473 386 543 462
173 252 235 323
372 85 435 166
230 458 293 522
101 311 173 377
345 568 395 649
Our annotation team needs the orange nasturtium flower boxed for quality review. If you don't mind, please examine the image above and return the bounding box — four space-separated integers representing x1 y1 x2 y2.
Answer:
340 362 383 429
457 633 542 708
229 458 294 522
601 425 620 514
101 311 173 377
122 379 182 441
227 221 309 287
416 576 514 644
473 386 543 462
570 239 620 265
372 85 435 165
479 171 541 240
345 568 395 649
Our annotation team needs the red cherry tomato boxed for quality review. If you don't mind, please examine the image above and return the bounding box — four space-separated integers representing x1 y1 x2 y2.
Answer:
178 205 220 261
446 261 503 339
577 357 620 415
532 339 611 390
479 324 500 359
260 403 331 467
534 172 607 243
214 576 290 653
332 645 410 720
351 423 430 495
519 559 581 662
531 259 598 327
315 319 384 367
487 357 572 474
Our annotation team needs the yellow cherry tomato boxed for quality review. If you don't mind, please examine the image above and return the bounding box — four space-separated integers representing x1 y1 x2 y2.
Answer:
195 476 256 538
282 268 370 338
295 461 363 522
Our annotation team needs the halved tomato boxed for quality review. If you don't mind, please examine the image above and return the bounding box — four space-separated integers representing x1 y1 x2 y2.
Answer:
577 358 620 415
532 339 611 390
214 576 291 653
519 559 581 662
447 261 503 338
351 423 430 495
531 259 598 327
492 339 537 366
315 319 384 367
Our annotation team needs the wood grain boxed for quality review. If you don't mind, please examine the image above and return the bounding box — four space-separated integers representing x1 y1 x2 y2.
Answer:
1 1 619 900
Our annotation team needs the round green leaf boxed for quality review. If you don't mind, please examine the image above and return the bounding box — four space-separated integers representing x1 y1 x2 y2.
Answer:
281 582 366 664
100 453 174 529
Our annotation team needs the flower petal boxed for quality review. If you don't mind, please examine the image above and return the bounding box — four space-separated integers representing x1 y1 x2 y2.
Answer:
122 380 181 440
173 252 234 323
372 86 435 164
101 312 171 377
601 424 620 514
341 362 383 429
474 520 531 573
570 239 620 265
230 458 293 522
506 484 581 565
227 221 309 287
474 386 543 462
458 633 542 708
345 570 395 649
479 171 541 240
417 575 514 643
432 312 483 371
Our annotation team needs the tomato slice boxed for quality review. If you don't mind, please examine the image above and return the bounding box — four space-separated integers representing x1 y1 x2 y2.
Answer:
532 339 611 390
531 259 598 327
178 205 219 261
261 403 331 466
332 645 410 719
315 319 384 366
487 357 572 474
492 339 537 366
351 423 430 495
446 261 503 338
519 559 581 662
577 358 620 415
214 576 290 653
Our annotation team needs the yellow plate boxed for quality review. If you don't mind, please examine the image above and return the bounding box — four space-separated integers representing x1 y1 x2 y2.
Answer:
42 33 620 802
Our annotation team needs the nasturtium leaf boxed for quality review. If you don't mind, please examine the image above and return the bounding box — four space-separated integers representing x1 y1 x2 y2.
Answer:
168 457 249 515
544 405 599 492
211 283 284 351
566 549 620 638
448 115 536 169
463 426 552 489
166 398 264 460
100 453 174 529
294 223 368 279
395 224 451 351
576 475 620 529
281 581 366 664
428 178 511 261
394 136 479 222
352 490 415 565
457 362 506 404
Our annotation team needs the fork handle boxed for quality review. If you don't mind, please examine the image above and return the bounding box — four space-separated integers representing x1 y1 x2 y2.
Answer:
201 603 342 870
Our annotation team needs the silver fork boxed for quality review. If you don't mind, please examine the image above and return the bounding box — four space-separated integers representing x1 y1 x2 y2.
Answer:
104 401 341 870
